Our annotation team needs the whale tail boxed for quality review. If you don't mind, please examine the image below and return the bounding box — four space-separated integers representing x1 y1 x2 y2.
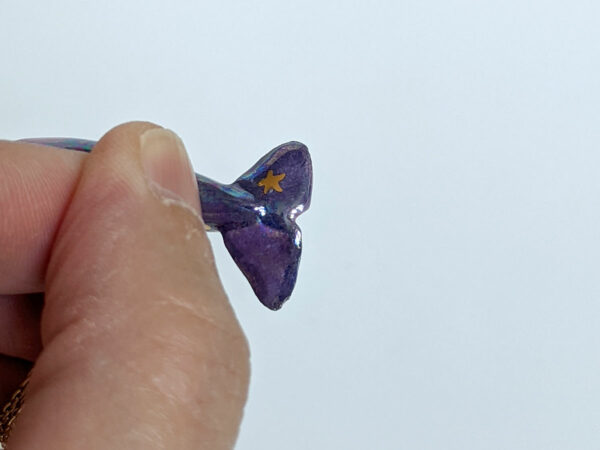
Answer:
223 141 312 310
20 138 313 310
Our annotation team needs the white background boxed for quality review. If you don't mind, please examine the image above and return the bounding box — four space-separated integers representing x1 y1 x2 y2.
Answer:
2 1 600 449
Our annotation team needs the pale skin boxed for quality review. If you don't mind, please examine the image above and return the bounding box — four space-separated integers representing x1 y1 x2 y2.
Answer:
0 122 250 449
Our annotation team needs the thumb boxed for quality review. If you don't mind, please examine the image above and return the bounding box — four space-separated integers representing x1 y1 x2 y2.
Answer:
9 122 250 450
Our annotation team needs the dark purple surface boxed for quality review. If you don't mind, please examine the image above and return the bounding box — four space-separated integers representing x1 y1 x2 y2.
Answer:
220 142 311 310
21 138 312 310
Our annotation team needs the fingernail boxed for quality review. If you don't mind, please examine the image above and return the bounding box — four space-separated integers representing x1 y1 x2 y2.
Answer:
140 128 201 214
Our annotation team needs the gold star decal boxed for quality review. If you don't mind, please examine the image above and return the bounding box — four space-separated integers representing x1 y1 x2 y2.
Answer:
258 170 286 194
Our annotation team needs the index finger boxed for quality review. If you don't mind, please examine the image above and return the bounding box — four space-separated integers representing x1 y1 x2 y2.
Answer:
0 140 86 293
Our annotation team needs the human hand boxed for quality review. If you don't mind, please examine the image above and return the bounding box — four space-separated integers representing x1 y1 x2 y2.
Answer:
0 122 250 449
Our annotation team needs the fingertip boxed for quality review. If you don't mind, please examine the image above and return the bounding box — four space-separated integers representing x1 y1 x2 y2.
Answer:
0 141 86 293
140 127 202 215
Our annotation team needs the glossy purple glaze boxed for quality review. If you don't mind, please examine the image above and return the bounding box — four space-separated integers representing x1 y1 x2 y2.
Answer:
22 138 312 310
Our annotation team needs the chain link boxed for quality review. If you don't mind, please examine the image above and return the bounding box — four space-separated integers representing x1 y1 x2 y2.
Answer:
0 374 30 447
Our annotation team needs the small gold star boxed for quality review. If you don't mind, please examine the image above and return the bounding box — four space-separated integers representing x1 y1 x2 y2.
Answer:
258 170 286 194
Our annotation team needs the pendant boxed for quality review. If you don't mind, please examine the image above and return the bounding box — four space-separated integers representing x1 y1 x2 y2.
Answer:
22 138 313 311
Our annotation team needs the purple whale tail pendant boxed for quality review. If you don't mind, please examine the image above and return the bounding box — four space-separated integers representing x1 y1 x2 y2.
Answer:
22 138 313 311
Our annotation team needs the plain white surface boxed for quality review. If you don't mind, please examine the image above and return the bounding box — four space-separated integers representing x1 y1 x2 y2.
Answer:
2 1 600 448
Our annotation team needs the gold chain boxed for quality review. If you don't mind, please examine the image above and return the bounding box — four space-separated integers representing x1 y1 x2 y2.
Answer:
0 374 30 447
